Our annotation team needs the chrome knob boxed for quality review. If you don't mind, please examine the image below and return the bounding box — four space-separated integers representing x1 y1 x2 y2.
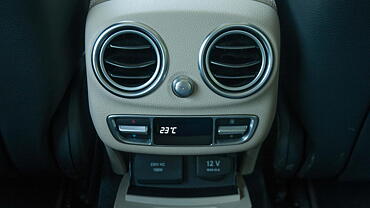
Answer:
172 76 194 98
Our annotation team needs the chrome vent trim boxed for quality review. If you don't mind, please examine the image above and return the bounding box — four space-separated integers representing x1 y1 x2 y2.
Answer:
199 25 273 98
92 22 168 98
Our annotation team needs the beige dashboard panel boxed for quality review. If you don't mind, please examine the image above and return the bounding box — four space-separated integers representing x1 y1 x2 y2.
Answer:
85 0 280 155
114 174 252 208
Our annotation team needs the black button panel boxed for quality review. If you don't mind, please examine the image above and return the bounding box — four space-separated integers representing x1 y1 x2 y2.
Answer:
130 154 237 192
107 115 258 146
132 154 183 184
196 155 233 180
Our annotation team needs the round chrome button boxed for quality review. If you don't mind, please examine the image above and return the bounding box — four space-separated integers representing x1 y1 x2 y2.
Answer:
172 76 194 98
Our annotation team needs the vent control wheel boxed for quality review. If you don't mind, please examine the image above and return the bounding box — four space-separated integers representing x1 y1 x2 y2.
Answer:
172 76 195 98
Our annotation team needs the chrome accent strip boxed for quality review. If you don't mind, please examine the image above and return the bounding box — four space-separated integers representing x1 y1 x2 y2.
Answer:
109 74 152 79
104 59 156 69
210 59 261 68
214 45 257 50
213 74 256 79
109 44 151 50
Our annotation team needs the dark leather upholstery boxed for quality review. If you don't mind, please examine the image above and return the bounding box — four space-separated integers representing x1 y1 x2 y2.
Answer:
276 0 370 178
0 0 89 175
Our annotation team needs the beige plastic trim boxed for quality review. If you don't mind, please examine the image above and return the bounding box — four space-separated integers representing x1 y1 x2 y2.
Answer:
253 0 277 9
114 174 251 208
89 0 109 8
105 146 127 175
89 0 277 10
85 0 280 155
239 146 262 175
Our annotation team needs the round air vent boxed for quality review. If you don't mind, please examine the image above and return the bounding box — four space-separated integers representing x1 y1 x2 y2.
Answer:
92 22 168 98
199 25 273 98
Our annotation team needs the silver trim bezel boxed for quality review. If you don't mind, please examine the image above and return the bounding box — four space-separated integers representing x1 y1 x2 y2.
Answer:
106 115 259 146
92 22 168 98
199 24 274 99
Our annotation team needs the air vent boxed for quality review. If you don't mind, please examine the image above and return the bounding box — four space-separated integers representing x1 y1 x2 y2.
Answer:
92 23 168 98
199 25 273 98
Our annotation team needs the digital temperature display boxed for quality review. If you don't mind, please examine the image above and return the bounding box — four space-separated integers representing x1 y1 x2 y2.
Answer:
153 118 213 145
159 126 178 135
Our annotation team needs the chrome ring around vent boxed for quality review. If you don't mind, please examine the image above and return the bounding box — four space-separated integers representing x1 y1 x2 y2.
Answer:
206 30 267 92
198 25 274 99
100 30 161 92
92 22 168 98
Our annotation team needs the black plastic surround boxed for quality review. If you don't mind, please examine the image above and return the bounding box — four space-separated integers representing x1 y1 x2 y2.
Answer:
129 154 237 197
153 117 213 145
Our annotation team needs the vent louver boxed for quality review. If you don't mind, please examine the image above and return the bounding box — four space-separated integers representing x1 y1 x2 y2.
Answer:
92 23 168 98
199 25 273 98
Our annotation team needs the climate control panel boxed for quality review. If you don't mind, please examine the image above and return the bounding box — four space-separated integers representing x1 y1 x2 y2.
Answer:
107 115 258 146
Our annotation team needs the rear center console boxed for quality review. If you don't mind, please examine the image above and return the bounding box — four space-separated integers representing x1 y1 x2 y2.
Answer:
85 0 279 207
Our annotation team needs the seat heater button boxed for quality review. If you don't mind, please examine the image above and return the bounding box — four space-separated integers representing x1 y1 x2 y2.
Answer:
217 125 248 135
118 125 148 135
133 155 183 184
